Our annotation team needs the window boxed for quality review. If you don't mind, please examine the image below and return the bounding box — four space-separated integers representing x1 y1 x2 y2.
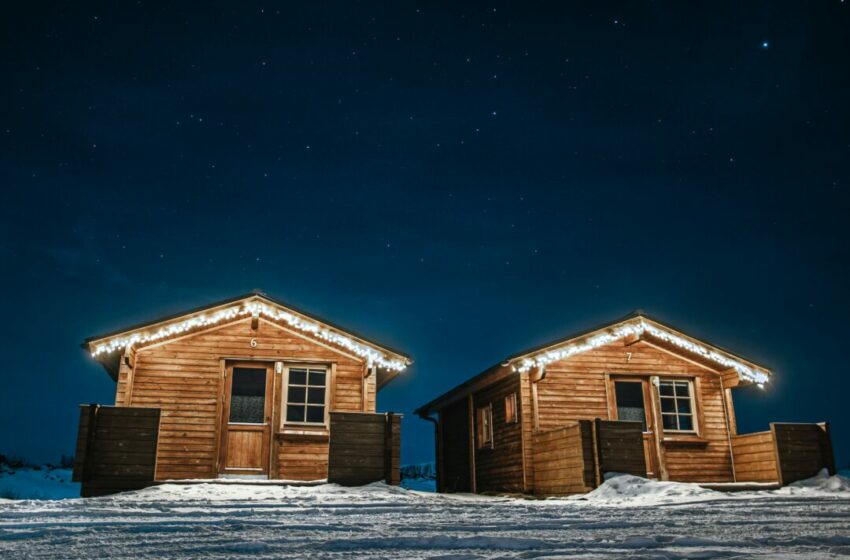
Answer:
477 404 493 448
614 380 647 431
284 366 328 425
659 379 695 432
229 367 267 424
504 393 518 424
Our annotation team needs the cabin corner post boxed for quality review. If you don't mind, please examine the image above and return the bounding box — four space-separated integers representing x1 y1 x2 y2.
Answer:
519 370 535 493
115 346 136 406
467 394 477 493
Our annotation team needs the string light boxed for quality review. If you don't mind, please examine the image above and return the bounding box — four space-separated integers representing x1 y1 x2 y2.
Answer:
90 300 409 371
513 318 770 386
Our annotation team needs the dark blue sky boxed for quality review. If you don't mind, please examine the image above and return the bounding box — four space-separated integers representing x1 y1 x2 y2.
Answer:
1 1 848 468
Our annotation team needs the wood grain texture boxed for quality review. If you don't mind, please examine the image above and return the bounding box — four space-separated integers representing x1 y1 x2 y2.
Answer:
127 317 369 481
472 375 524 493
536 340 735 483
327 412 401 486
731 431 778 483
438 398 472 492
72 405 160 497
532 423 591 496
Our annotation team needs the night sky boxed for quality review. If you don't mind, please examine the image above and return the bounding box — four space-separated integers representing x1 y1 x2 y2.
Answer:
1 2 848 469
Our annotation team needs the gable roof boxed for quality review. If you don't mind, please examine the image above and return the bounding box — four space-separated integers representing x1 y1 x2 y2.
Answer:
83 290 412 381
415 311 772 417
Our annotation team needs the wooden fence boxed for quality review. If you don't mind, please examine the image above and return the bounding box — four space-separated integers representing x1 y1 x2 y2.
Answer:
327 412 401 486
532 419 646 496
72 404 161 497
732 422 835 485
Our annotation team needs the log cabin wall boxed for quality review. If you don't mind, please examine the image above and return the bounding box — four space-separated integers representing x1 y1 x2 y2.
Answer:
534 339 735 483
123 317 370 481
437 398 472 492
472 375 525 493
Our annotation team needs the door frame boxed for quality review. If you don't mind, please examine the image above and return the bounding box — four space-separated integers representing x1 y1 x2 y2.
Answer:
606 374 664 479
217 360 275 477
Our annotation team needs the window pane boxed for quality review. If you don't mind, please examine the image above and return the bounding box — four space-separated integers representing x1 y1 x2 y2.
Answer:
308 370 326 386
306 406 324 423
289 369 307 385
662 414 678 430
675 382 690 397
661 398 676 413
659 382 674 396
286 405 305 423
677 398 692 414
287 386 306 404
679 415 693 431
307 387 325 404
229 368 266 423
615 382 646 431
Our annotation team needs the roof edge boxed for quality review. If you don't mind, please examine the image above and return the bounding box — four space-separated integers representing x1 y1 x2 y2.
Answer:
82 290 412 365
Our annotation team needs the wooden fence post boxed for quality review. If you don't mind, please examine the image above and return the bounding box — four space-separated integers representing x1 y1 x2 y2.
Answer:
384 413 401 485
81 404 100 488
591 418 602 488
819 422 836 476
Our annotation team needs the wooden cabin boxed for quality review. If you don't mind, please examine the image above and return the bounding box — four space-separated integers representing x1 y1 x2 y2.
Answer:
80 290 410 485
416 312 835 495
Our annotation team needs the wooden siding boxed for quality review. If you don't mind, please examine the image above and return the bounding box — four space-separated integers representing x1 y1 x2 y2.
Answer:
73 405 160 497
126 317 368 481
532 423 592 495
594 420 647 478
531 420 644 496
730 423 835 484
438 398 472 492
731 431 778 483
535 340 735 483
472 375 524 493
773 423 835 484
327 412 401 486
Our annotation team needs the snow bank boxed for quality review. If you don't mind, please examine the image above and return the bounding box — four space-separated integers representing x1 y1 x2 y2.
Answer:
0 467 79 500
777 469 850 496
581 473 721 506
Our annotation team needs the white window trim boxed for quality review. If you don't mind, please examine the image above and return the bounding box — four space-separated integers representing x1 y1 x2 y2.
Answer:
282 364 330 429
658 378 697 433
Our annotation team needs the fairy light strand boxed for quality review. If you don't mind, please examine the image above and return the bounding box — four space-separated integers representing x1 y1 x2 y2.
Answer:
90 300 408 371
513 318 770 386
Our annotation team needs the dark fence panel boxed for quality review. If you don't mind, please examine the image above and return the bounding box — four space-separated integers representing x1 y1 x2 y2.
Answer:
72 404 161 497
530 419 646 496
773 422 835 485
594 419 647 479
327 412 402 486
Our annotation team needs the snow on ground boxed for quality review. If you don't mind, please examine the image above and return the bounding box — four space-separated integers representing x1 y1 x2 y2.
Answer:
0 467 79 500
1 473 849 559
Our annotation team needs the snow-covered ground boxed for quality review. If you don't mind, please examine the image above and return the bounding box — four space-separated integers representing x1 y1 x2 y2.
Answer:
0 467 79 500
1 471 848 558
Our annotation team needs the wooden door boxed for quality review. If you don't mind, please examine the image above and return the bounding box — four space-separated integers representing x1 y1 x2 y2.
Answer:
219 363 273 476
611 378 660 478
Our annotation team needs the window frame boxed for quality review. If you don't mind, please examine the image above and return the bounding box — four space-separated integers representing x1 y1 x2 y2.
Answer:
477 404 494 449
504 393 518 424
658 378 697 433
281 364 330 428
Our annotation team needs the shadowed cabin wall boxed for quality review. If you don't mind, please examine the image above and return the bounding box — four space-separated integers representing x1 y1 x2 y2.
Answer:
438 398 472 492
472 375 524 492
115 317 372 481
534 339 734 483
